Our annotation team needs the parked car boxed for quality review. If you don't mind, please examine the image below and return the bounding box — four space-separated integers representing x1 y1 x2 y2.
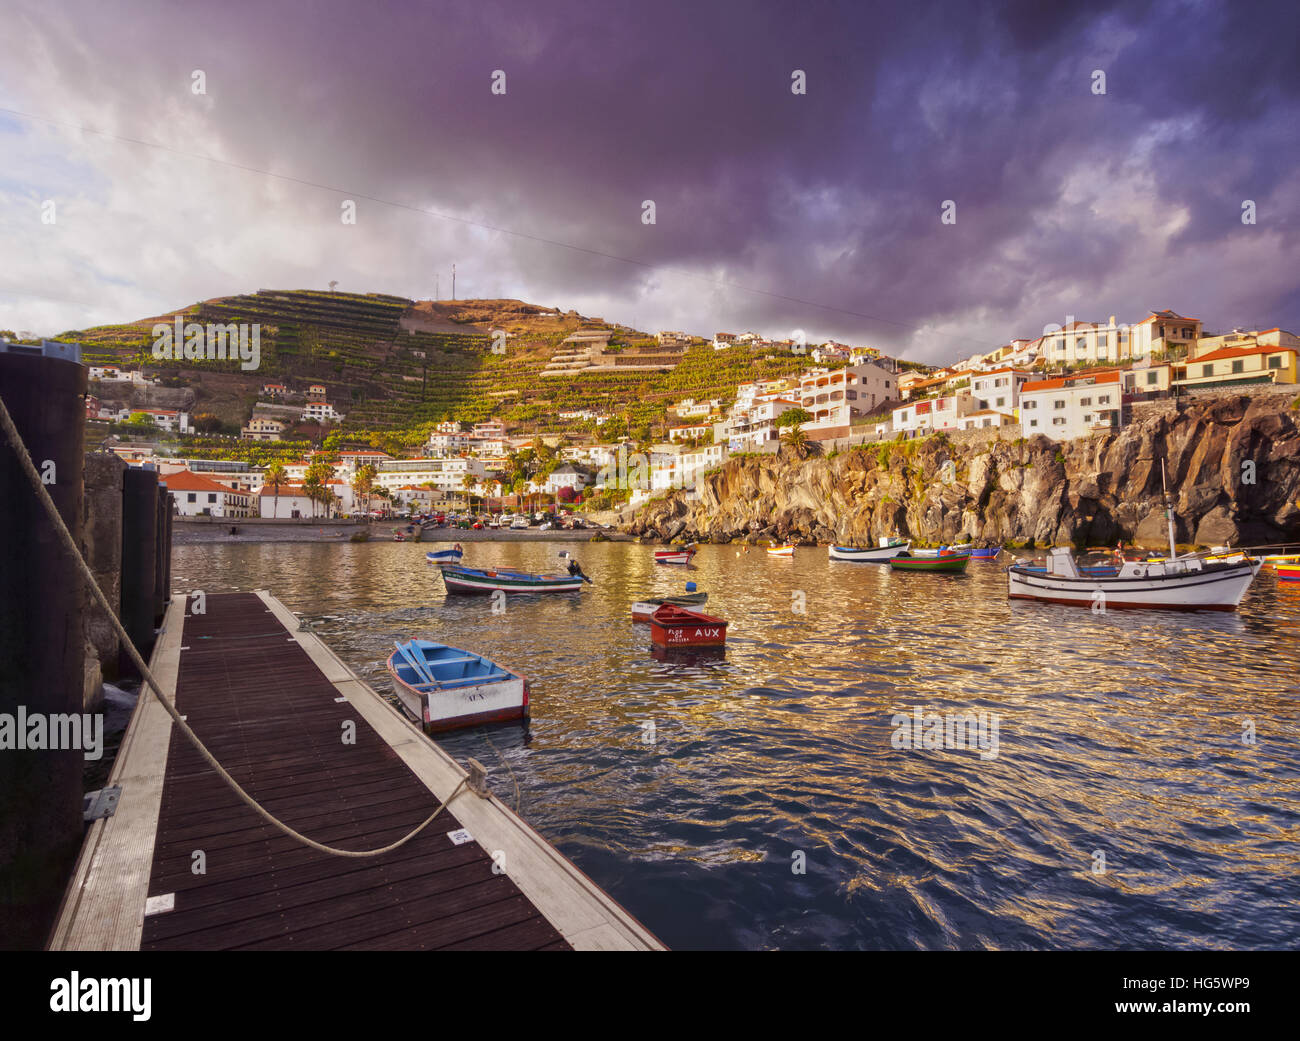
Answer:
510 517 529 530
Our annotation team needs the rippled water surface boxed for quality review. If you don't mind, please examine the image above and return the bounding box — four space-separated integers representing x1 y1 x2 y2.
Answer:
172 540 1300 950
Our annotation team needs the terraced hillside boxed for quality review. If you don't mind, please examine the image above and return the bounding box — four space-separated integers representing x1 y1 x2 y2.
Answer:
65 289 835 439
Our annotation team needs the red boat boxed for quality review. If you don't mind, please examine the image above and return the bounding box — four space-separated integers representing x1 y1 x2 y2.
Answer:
654 544 696 565
649 603 728 648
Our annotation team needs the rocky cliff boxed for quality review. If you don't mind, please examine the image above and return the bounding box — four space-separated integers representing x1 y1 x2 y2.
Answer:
625 392 1300 549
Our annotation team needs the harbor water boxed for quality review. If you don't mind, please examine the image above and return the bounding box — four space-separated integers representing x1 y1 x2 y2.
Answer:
171 540 1300 950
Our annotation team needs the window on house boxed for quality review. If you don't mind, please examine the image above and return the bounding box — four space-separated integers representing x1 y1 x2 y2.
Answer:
1098 395 1109 403
1052 417 1066 426
1202 364 1213 377
1029 419 1038 428
1231 360 1244 374
187 493 196 503
208 493 217 503
1147 371 1159 384
996 397 1005 407
1269 355 1283 369
1080 397 1092 406
1053 400 1065 409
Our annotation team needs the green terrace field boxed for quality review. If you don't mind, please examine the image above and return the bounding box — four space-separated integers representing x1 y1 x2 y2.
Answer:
66 289 845 443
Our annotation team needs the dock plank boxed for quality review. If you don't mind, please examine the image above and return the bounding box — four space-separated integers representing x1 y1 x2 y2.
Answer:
139 592 569 951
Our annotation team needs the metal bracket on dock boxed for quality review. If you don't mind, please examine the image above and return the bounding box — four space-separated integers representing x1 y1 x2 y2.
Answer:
83 786 122 822
466 758 492 798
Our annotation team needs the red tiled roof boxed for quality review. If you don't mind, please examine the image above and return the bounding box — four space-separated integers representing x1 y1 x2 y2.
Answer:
164 471 241 494
1191 344 1297 363
1023 371 1121 392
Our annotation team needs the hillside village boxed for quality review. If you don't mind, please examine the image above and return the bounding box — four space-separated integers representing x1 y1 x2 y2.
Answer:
4 293 1297 521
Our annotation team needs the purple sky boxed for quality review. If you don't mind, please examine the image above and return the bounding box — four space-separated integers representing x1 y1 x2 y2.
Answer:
1 0 1296 362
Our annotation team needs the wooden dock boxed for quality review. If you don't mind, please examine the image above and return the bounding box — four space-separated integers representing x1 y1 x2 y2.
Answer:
50 591 663 950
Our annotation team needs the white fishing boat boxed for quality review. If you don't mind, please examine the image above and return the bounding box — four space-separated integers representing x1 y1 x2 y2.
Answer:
654 544 696 565
829 537 910 562
1006 464 1261 611
630 590 709 622
767 544 796 557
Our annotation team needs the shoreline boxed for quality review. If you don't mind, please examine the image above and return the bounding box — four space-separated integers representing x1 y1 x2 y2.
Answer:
172 519 634 545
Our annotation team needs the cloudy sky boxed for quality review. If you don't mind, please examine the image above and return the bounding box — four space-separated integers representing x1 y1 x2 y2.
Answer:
0 0 1296 362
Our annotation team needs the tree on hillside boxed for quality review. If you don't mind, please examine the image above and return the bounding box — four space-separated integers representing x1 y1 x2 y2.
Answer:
775 408 813 432
303 461 335 519
265 462 288 519
351 463 378 517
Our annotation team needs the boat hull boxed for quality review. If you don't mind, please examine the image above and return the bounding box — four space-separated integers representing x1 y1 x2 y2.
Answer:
890 553 970 572
438 564 584 594
1276 564 1300 582
1007 559 1260 610
969 547 1001 560
426 549 464 562
654 551 696 565
649 604 728 647
829 543 909 562
631 592 709 622
767 546 795 557
386 650 528 733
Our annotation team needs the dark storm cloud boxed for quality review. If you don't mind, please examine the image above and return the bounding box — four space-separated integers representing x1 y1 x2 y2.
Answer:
2 0 1296 356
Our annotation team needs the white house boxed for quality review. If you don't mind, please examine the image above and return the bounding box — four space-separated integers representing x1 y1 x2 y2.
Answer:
969 367 1032 413
543 463 590 495
302 401 343 423
1019 371 1123 440
890 391 978 434
166 470 254 518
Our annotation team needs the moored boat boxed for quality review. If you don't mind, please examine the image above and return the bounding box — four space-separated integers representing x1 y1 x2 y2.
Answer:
649 603 728 647
1008 547 1260 610
1276 564 1300 582
912 542 971 558
1008 465 1261 611
829 537 909 562
969 547 1001 560
889 551 970 572
654 544 696 565
387 639 528 732
767 544 796 557
631 591 709 622
437 562 588 594
426 544 464 562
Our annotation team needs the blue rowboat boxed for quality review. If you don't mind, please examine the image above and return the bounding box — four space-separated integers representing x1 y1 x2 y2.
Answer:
426 544 464 562
437 562 588 594
387 639 528 732
969 547 1001 560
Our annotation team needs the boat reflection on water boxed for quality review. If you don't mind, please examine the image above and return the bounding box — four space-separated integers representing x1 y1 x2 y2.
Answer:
649 644 727 665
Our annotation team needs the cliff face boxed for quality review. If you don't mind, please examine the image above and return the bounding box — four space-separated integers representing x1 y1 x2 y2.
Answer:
625 393 1300 548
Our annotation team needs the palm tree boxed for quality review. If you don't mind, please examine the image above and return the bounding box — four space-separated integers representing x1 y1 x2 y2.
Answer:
462 472 477 514
351 462 377 517
265 462 288 519
303 461 334 519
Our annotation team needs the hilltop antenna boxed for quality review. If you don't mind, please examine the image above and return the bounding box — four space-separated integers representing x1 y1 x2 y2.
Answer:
435 274 440 300
452 264 456 301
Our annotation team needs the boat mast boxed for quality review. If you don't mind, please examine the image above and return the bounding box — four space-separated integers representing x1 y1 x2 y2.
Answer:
1161 458 1177 560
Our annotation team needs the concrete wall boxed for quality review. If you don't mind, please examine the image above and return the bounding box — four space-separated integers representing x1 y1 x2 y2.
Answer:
81 452 126 691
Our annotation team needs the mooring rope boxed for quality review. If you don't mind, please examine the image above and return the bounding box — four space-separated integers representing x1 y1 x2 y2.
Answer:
0 392 467 857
